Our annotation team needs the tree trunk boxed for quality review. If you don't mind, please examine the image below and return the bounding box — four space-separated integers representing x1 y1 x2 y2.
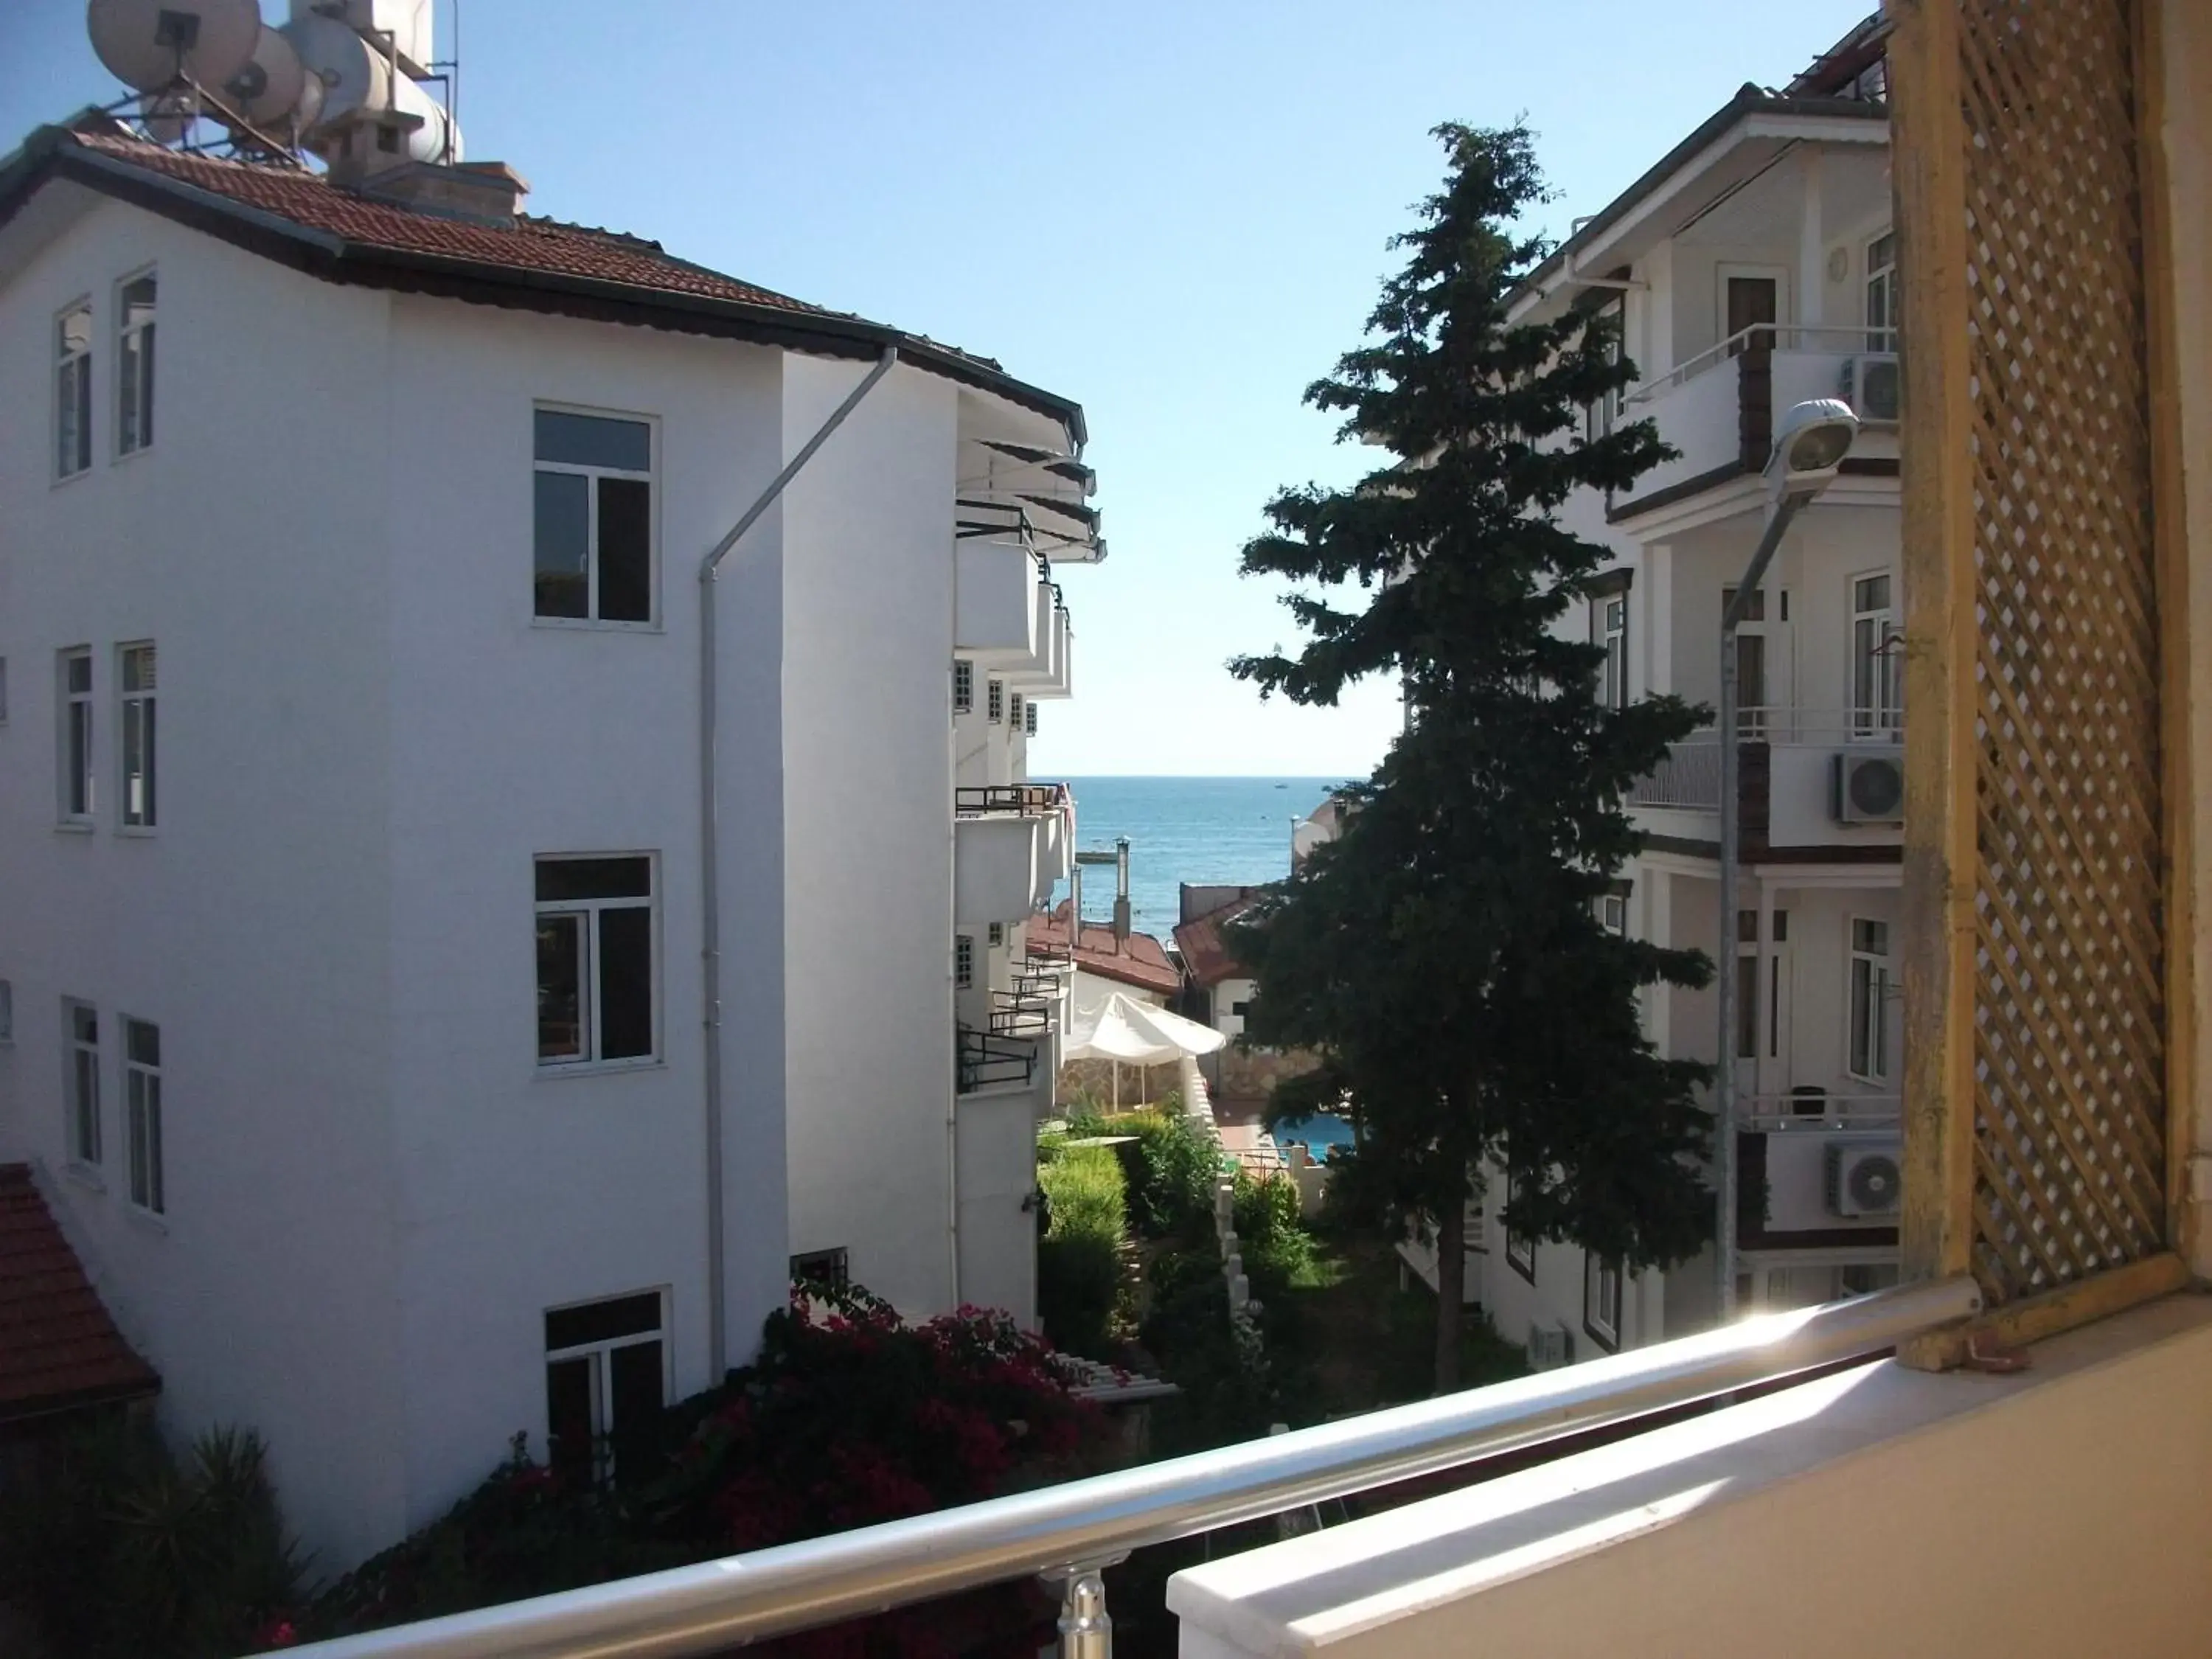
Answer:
1433 1197 1465 1394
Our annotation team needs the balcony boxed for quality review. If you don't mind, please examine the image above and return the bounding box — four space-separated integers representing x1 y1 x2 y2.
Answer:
954 785 1071 925
956 1023 1039 1094
1006 582 1074 700
1629 713 1902 852
954 540 1049 674
1615 325 1900 515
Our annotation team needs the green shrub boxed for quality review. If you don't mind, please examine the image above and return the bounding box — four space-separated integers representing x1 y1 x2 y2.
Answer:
1234 1167 1316 1300
1036 1143 1127 1358
1059 1105 1218 1242
0 1419 305 1658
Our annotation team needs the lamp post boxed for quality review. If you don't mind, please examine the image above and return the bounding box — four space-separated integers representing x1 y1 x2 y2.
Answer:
1715 398 1860 1324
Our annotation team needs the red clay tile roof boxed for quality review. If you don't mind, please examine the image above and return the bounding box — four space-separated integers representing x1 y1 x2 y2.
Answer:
0 1165 159 1419
1029 902 1181 997
69 128 844 317
1 121 1083 439
1172 897 1257 989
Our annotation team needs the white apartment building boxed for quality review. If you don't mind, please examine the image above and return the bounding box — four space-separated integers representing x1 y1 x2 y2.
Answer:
1464 25 1905 1361
0 109 1097 1567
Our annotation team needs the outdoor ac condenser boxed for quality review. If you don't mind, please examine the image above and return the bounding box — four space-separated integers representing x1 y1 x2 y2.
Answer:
1526 1321 1576 1371
1825 1137 1905 1219
1840 353 1902 422
1832 748 1905 823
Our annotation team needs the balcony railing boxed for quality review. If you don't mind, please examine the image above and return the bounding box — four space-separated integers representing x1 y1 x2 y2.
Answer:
1737 1091 1902 1131
988 989 1055 1039
1627 321 1901 406
1629 739 1722 808
957 1024 1038 1093
956 782 1068 817
273 1277 1979 1658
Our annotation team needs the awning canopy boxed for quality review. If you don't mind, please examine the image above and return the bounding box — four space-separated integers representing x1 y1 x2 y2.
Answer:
1064 992 1227 1066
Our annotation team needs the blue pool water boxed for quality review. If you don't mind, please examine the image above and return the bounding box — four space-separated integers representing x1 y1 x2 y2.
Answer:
1276 1113 1356 1159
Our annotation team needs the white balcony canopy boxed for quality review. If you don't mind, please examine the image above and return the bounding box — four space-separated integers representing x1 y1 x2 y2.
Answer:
1065 992 1225 1065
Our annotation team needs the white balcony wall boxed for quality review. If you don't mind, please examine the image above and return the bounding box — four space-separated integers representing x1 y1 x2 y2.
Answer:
953 540 1041 665
1172 1297 2212 1659
955 1091 1040 1327
956 815 1042 926
1624 362 1742 497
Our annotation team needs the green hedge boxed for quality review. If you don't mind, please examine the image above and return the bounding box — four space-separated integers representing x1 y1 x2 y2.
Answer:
1233 1167 1317 1303
1067 1105 1220 1242
1036 1143 1127 1359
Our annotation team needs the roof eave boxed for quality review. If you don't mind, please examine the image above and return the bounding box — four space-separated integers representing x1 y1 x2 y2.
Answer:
0 132 1088 445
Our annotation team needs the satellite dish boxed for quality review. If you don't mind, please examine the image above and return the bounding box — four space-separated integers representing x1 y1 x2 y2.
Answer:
223 24 321 131
142 92 196 145
87 0 260 94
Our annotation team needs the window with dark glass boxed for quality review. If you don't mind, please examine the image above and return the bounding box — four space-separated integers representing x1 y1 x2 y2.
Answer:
124 1018 163 1214
1503 1167 1535 1283
1849 917 1893 1082
56 302 91 479
119 643 156 828
532 409 654 624
66 1001 102 1166
544 1290 664 1486
60 648 93 822
116 274 156 456
535 855 655 1065
1584 1255 1624 1351
790 1248 849 1293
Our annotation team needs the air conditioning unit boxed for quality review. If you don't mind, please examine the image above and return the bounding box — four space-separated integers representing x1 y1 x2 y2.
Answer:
1840 353 1902 422
1832 748 1905 823
1825 1135 1905 1219
1526 1321 1576 1372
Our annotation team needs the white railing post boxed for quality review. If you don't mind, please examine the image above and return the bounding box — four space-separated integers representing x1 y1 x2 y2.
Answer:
1048 1565 1115 1658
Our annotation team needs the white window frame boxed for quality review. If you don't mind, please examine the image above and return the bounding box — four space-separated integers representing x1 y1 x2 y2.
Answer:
987 678 1005 725
115 268 156 459
65 998 101 1170
986 922 1004 949
1596 594 1627 709
122 1016 164 1217
118 641 156 831
1847 916 1894 1084
1024 700 1039 737
1599 892 1628 936
543 1289 669 1486
55 297 92 482
952 658 974 715
1865 230 1899 352
535 854 660 1071
1714 262 1792 352
954 933 975 990
531 403 660 629
1584 1255 1624 1352
1503 1167 1535 1284
59 647 94 826
1848 570 1902 741
1009 691 1024 733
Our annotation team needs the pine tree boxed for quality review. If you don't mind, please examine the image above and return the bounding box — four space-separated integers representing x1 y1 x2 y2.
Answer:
1229 123 1714 1391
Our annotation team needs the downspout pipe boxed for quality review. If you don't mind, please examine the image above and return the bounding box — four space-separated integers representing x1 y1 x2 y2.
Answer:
701 347 899 1378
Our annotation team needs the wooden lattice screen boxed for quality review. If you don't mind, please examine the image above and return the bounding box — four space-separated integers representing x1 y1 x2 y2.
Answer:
1891 0 2194 1348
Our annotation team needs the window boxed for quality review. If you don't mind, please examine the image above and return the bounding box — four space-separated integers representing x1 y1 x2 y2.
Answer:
1599 893 1627 936
66 1001 100 1167
1009 692 1024 732
119 643 156 829
1723 272 1779 354
0 981 11 1044
1865 232 1899 352
123 1018 162 1214
1849 572 1902 740
532 408 654 624
544 1290 666 1486
987 678 1005 725
1582 297 1624 437
1584 1255 1624 1352
790 1248 849 1293
1503 1169 1535 1284
1722 588 1768 737
0 656 10 722
59 649 93 823
1736 908 1760 1061
986 922 1004 948
1596 596 1627 709
953 658 974 714
116 273 156 456
954 933 975 990
1848 917 1893 1082
1230 999 1253 1017
1024 701 1039 737
56 301 91 479
535 855 657 1066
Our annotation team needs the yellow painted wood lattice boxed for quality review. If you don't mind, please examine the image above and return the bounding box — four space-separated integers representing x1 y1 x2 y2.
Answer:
1951 0 2167 1302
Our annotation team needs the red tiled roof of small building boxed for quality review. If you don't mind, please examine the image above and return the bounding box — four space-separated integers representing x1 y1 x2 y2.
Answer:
1171 897 1258 989
0 1164 159 1420
1029 902 1180 997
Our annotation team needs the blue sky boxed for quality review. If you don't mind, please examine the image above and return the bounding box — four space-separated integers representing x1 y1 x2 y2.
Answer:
2 1 1874 776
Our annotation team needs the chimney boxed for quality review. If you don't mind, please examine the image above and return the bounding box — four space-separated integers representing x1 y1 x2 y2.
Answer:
338 150 532 226
1113 838 1132 943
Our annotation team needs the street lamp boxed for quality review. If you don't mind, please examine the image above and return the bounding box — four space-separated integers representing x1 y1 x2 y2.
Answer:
1714 398 1860 1324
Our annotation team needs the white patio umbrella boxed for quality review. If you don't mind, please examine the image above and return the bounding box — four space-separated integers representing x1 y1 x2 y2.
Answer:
1062 992 1226 1106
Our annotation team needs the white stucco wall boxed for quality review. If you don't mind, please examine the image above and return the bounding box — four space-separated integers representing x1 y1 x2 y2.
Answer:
0 193 410 1564
780 355 961 1317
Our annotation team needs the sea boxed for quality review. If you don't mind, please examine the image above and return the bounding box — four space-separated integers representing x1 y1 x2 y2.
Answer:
1055 776 1349 939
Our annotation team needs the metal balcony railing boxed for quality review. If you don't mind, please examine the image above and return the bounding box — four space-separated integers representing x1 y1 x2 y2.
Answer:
1736 1091 1904 1131
956 782 1068 817
989 990 1054 1038
274 1276 1981 1658
1627 322 1902 405
957 1023 1038 1093
1629 739 1724 808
